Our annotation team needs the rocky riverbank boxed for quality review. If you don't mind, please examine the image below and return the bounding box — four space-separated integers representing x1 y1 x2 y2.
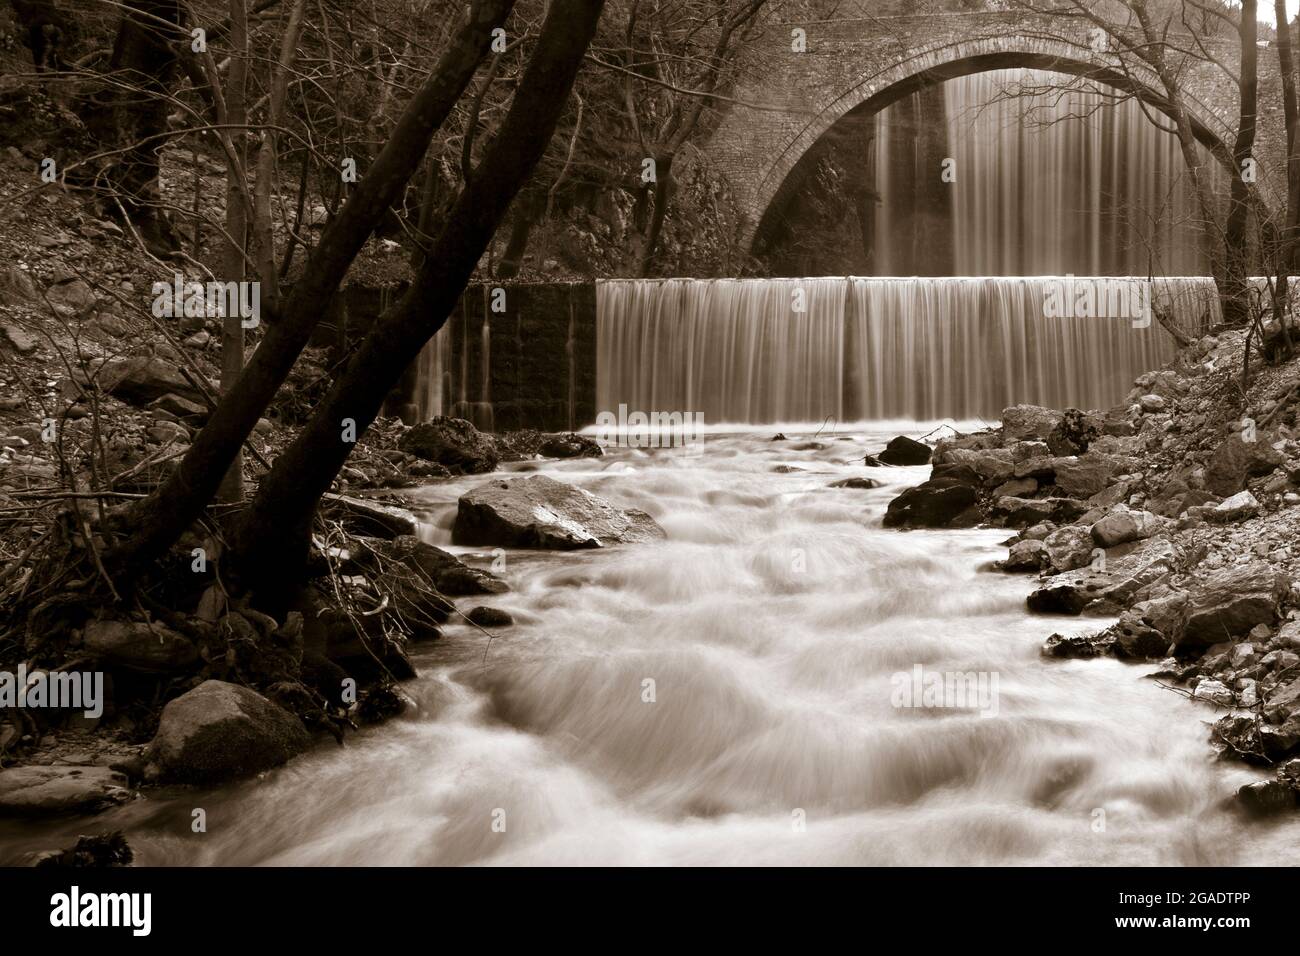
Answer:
0 391 669 863
882 328 1300 815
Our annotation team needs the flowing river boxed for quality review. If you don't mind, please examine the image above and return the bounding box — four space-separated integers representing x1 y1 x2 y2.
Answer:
3 426 1294 865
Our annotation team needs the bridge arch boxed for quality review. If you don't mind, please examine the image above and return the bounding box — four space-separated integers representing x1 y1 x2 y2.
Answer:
726 30 1252 254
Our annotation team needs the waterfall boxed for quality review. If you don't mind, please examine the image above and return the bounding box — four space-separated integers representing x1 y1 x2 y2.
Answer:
597 278 849 425
871 69 1216 276
597 276 1218 424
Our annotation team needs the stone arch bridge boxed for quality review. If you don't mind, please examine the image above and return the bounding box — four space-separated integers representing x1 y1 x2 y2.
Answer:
707 10 1285 252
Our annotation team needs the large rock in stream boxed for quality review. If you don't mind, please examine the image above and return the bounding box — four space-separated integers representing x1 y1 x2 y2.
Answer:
877 435 931 466
453 475 664 549
399 416 499 474
145 680 310 784
0 766 131 816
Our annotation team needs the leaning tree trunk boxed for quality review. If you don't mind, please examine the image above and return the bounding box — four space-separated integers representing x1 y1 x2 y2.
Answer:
81 0 185 253
107 0 519 583
228 0 607 609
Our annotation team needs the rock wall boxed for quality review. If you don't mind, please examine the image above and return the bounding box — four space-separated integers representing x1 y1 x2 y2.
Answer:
320 281 598 434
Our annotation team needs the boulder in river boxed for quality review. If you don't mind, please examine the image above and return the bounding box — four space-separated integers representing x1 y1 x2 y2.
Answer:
453 475 665 549
0 766 130 816
538 434 603 459
881 477 979 529
145 680 311 784
1004 538 1046 572
1238 779 1298 816
877 435 931 466
399 416 499 474
1042 629 1116 658
465 606 514 627
829 477 880 490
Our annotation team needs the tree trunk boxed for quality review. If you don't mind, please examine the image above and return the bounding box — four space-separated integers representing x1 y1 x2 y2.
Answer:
107 0 519 582
1275 1 1299 323
251 0 309 313
228 0 606 609
1222 0 1258 327
635 153 672 276
219 0 250 503
497 190 543 278
81 0 185 253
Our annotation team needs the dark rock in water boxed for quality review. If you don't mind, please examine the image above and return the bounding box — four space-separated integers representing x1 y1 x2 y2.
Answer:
930 463 982 486
878 435 931 466
454 475 665 549
399 416 499 474
1111 618 1170 659
320 494 419 539
34 831 133 867
878 434 930 465
466 606 514 627
862 454 884 467
83 619 198 673
357 683 413 725
1046 408 1100 456
882 479 978 529
1004 538 1047 572
1042 630 1116 658
1027 585 1091 615
770 433 788 441
0 766 131 816
1237 779 1297 816
829 477 880 490
145 680 311 784
538 433 603 459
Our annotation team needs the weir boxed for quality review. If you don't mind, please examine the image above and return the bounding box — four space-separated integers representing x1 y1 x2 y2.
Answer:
595 276 1219 423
